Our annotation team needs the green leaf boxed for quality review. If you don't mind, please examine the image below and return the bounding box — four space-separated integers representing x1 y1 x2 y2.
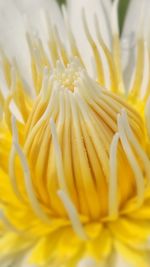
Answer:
57 0 66 4
118 0 130 34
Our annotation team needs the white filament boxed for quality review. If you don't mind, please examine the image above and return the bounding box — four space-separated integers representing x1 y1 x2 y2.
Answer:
50 118 87 239
10 66 16 92
9 145 24 201
140 43 150 99
9 101 24 124
40 66 49 100
77 257 97 267
117 113 145 204
145 97 150 140
11 116 50 223
24 87 58 152
58 190 87 240
109 132 119 217
50 118 68 193
112 0 119 35
0 104 3 120
0 209 17 232
122 109 150 183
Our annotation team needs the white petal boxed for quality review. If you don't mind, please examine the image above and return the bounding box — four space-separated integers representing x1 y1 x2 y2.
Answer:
122 0 141 37
122 0 150 40
0 65 9 97
121 33 136 90
0 0 32 86
121 0 150 90
14 0 66 45
0 0 67 90
101 0 112 19
66 0 112 76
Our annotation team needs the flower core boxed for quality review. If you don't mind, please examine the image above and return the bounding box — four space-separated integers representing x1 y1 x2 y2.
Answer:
52 60 82 91
0 2 150 266
19 59 147 223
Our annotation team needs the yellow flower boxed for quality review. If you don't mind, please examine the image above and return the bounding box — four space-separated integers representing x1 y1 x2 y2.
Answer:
0 0 150 266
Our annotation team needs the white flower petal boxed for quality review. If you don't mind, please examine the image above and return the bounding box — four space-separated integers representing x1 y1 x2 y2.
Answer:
0 0 32 86
121 33 136 90
122 0 141 37
121 0 140 90
121 0 150 90
0 65 9 97
66 0 112 76
0 0 67 89
14 0 66 45
122 0 150 41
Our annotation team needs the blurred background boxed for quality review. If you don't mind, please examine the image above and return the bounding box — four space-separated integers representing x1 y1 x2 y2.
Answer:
56 0 130 33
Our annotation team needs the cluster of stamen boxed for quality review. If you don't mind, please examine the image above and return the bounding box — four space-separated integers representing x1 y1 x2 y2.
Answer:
0 2 150 243
52 59 82 92
13 58 148 234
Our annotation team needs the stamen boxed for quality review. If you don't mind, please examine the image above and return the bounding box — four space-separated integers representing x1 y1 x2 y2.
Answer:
71 93 102 218
82 9 105 85
129 39 145 98
35 35 51 69
47 17 59 66
9 145 24 201
136 0 145 40
26 32 40 92
145 97 150 139
9 101 24 124
129 1 146 99
75 92 109 180
62 5 83 63
33 47 43 74
94 14 118 92
53 25 68 66
10 66 16 92
77 257 97 267
0 48 11 87
55 60 65 73
141 43 150 100
109 132 119 217
58 190 87 240
40 66 49 101
21 55 148 222
122 109 150 184
112 0 119 35
77 72 117 132
50 118 68 193
112 0 125 93
0 209 17 232
117 114 145 204
11 116 50 223
0 104 3 120
2 66 17 128
24 87 58 153
8 65 25 124
0 89 4 107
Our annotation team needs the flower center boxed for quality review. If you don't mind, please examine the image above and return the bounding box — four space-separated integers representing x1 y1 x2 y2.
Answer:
23 59 146 221
51 59 83 92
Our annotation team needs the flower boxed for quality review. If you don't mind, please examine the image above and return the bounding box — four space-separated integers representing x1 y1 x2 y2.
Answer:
0 0 150 266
